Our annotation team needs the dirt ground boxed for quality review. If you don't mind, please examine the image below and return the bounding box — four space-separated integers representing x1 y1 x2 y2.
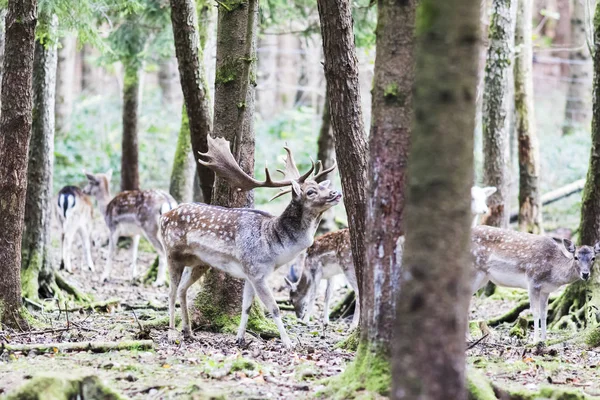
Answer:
1 217 600 399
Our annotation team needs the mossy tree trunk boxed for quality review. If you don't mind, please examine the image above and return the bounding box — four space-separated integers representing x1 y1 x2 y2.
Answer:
563 0 592 135
482 0 516 229
121 62 141 192
0 0 37 327
317 0 369 329
549 3 600 333
192 0 264 332
169 0 214 204
21 12 58 302
55 35 76 136
158 56 179 105
393 0 479 397
515 0 543 234
316 87 336 234
169 104 196 203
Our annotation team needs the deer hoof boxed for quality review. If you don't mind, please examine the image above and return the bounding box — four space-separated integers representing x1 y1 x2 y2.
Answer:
152 279 165 288
236 337 246 347
182 327 193 340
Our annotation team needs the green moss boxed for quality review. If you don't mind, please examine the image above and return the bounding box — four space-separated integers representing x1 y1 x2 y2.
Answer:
216 0 246 12
383 83 399 98
142 257 169 286
466 368 496 400
322 342 390 399
469 320 483 338
20 254 41 301
509 316 529 339
585 326 600 347
230 357 256 372
335 328 360 351
5 375 126 400
415 1 440 36
169 104 193 203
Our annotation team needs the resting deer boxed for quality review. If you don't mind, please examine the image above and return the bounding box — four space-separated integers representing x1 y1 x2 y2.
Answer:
284 185 495 328
160 136 340 349
471 225 600 342
56 184 95 273
83 170 177 286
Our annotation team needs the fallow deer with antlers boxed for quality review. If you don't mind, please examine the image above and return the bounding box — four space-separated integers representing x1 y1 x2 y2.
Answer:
160 136 341 348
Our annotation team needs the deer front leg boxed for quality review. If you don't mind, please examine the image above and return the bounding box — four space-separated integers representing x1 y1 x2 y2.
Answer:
178 265 207 338
130 235 140 279
323 279 333 326
100 231 117 283
78 226 95 272
528 285 542 343
539 291 550 342
61 228 77 273
346 277 360 331
251 278 293 349
145 230 168 287
236 280 256 346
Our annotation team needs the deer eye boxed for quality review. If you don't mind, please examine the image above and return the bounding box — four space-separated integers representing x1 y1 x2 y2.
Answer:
306 189 317 197
574 256 579 260
593 257 596 262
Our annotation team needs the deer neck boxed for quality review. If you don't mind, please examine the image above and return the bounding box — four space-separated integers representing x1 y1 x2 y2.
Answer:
554 258 580 286
94 188 112 217
273 200 322 243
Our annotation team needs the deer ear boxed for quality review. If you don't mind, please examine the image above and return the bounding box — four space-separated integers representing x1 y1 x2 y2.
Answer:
106 169 113 180
284 277 298 291
594 242 600 254
483 186 497 197
563 239 576 254
84 172 98 183
319 180 331 189
291 180 301 198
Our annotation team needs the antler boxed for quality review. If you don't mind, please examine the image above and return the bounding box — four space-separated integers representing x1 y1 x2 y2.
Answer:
269 157 338 202
313 159 337 181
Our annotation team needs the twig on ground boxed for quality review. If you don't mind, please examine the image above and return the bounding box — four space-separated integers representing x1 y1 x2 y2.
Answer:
467 334 489 350
1 339 154 354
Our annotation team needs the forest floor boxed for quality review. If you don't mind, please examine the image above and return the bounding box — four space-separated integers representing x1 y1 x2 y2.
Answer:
1 219 600 399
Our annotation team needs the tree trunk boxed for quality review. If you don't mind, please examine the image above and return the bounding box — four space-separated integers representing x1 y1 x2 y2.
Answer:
482 0 516 229
549 2 600 335
120 63 141 192
55 35 76 136
317 0 369 329
328 0 415 396
158 56 179 105
169 104 196 203
0 9 6 107
80 43 95 94
515 0 543 234
0 0 37 327
563 0 592 135
169 0 214 204
393 1 479 398
192 0 261 331
21 13 58 302
316 88 336 234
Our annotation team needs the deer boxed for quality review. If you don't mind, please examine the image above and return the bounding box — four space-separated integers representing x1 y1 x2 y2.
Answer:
470 225 600 342
82 170 177 286
56 184 95 273
160 135 341 349
284 185 495 329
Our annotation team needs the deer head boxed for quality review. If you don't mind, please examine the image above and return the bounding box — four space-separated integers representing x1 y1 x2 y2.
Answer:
471 186 496 216
198 135 341 213
553 238 600 281
83 169 112 198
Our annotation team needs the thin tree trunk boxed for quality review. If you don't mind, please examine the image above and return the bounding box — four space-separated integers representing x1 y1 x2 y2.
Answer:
563 0 592 134
393 0 480 397
158 56 179 104
515 0 543 234
317 0 369 330
169 104 196 203
482 0 516 229
0 9 6 107
316 88 336 234
80 43 95 93
21 13 58 302
55 35 76 136
169 0 214 204
121 64 140 191
0 0 37 327
192 0 260 330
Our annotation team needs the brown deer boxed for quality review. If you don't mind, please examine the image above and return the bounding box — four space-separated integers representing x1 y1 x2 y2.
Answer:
471 225 600 342
83 170 177 286
160 136 340 348
56 184 95 273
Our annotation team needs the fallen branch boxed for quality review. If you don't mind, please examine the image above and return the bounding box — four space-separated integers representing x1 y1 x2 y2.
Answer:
509 179 585 223
487 299 530 327
1 339 154 354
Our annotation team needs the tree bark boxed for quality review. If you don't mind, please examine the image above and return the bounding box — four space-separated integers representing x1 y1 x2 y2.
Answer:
192 0 260 331
482 0 516 229
158 56 180 105
21 13 58 302
120 63 141 191
515 0 543 234
0 0 37 327
316 88 336 234
563 0 592 135
0 9 6 107
169 104 196 203
549 2 600 335
169 0 214 204
393 1 479 398
317 0 369 328
55 35 76 136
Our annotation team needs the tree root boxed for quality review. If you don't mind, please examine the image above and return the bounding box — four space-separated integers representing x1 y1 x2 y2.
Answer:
487 299 530 327
54 273 93 303
1 340 154 354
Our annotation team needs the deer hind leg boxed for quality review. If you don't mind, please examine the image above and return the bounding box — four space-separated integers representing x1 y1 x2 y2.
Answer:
250 277 293 349
100 230 118 283
144 226 168 287
346 275 360 330
323 279 334 327
539 291 550 341
528 285 542 343
130 235 141 279
236 280 256 346
61 226 77 273
78 225 95 272
167 257 185 340
178 265 208 338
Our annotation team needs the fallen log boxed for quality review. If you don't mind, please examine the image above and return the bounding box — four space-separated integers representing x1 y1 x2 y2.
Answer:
510 179 585 223
1 339 154 354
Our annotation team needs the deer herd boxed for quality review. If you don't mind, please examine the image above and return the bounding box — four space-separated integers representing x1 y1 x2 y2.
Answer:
55 136 599 348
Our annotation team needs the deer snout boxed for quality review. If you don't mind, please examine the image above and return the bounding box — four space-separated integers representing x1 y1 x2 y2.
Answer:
328 191 342 203
582 272 590 281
